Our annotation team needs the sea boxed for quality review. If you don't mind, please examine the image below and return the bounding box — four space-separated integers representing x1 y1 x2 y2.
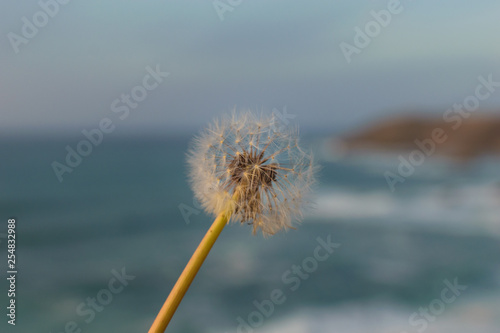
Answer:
1 133 499 333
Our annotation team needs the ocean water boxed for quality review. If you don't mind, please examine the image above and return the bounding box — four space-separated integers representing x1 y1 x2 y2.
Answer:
1 135 499 333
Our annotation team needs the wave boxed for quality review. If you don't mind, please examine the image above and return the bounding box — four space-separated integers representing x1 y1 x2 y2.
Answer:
239 295 500 333
309 181 500 237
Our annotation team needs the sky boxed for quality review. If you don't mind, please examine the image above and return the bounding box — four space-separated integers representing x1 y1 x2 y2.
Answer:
1 0 500 136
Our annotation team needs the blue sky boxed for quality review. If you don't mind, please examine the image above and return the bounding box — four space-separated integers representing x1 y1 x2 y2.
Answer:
1 0 500 135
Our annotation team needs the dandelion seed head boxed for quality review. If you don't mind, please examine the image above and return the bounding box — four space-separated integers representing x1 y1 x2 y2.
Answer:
187 111 315 236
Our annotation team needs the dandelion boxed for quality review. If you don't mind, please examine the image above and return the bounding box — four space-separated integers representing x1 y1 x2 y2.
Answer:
149 110 315 332
189 111 315 235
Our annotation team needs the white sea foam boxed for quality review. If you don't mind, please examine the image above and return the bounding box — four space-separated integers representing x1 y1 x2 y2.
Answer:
309 181 500 237
251 295 500 333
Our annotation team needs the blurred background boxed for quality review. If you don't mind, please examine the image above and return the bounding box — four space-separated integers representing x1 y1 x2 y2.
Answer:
1 1 500 332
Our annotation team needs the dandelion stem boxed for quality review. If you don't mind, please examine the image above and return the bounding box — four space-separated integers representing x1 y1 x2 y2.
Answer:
148 209 232 333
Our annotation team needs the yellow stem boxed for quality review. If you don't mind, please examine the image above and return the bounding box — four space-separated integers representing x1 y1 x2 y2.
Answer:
148 209 231 333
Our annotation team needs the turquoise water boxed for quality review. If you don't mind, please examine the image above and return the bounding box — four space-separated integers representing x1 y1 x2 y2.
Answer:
1 135 499 332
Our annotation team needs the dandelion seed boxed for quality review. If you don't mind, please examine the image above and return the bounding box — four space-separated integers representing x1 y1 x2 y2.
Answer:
188 111 315 235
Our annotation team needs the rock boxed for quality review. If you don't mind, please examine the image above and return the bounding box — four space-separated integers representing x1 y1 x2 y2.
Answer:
340 114 500 162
